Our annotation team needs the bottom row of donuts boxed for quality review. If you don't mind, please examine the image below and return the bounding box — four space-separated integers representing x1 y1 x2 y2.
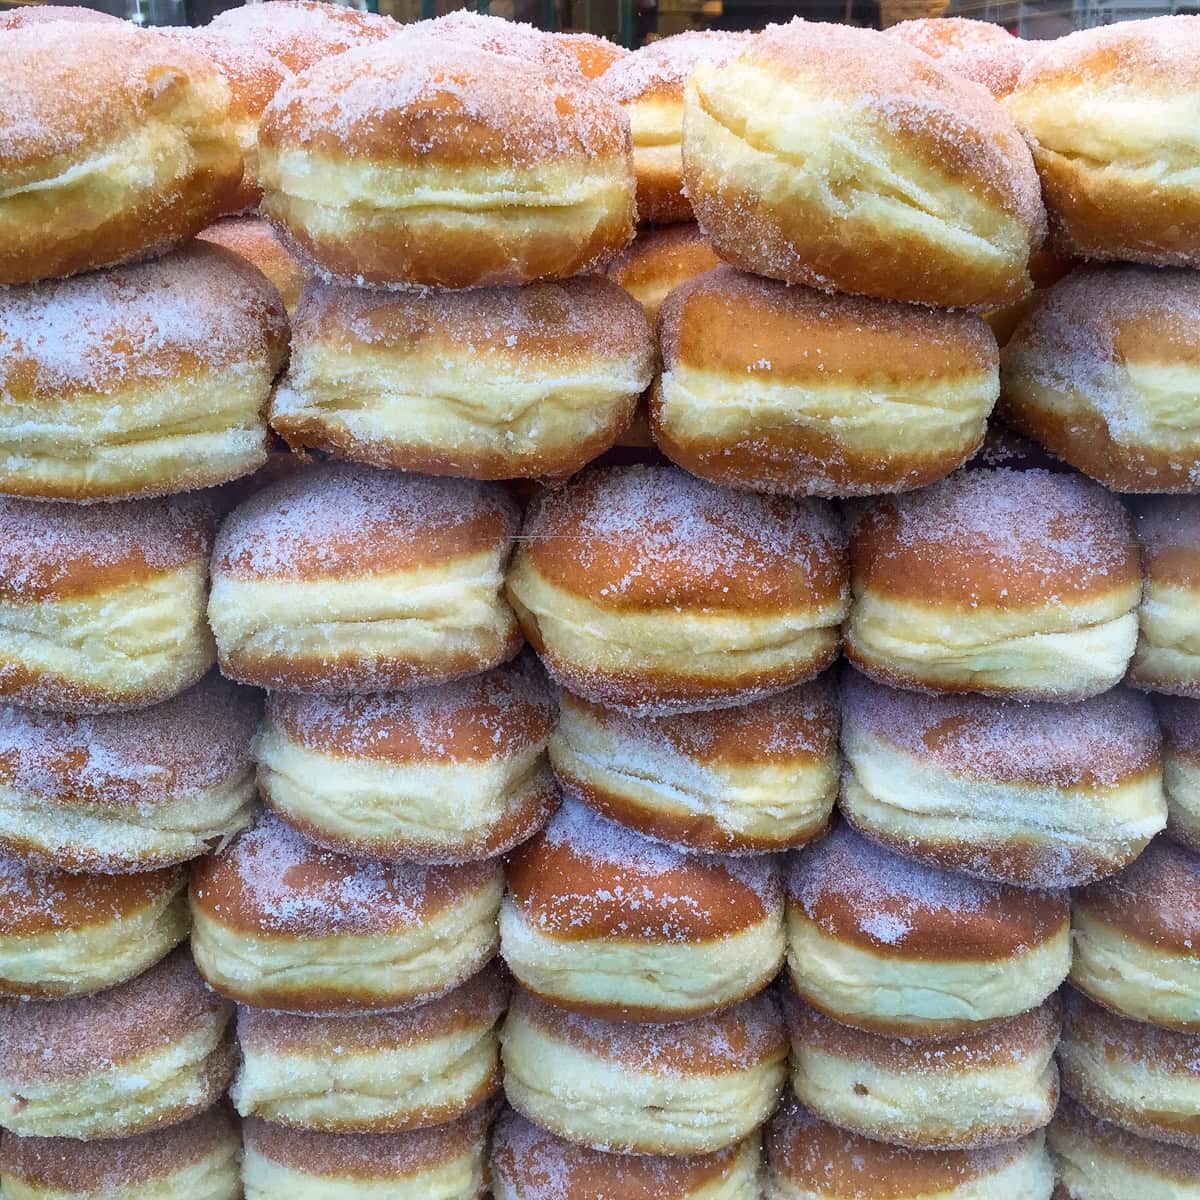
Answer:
0 1095 1185 1199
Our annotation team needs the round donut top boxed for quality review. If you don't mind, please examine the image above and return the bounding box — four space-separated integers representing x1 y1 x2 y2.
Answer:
208 0 394 74
885 17 1033 98
768 1095 1039 1194
267 655 553 765
1136 497 1200 586
419 12 585 80
190 813 501 937
213 463 518 583
784 989 1061 1073
0 495 211 603
596 30 749 103
511 986 785 1075
556 31 629 79
563 675 838 767
0 674 258 813
1074 835 1200 953
0 5 122 27
0 855 183 938
243 1103 494 1174
0 242 288 402
1156 695 1200 759
490 1109 747 1199
786 822 1068 960
1055 1097 1200 1182
842 670 1160 790
289 275 652 367
507 798 782 942
162 26 290 120
606 224 722 320
238 961 507 1054
259 37 629 168
520 465 847 614
727 20 1045 233
1063 986 1200 1074
660 265 998 381
849 468 1139 608
0 948 227 1083
0 1105 238 1191
0 24 230 178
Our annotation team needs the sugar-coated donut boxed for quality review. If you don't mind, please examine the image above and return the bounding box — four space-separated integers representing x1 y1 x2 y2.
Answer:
1070 835 1200 1031
550 677 837 854
1158 696 1200 850
190 814 503 1014
766 1096 1055 1200
507 465 848 715
557 31 629 79
0 24 242 286
682 21 1045 308
606 223 722 328
1001 266 1200 492
839 671 1166 887
1007 17 1200 267
0 856 187 999
597 32 748 224
418 11 586 80
198 216 308 316
0 496 214 713
845 468 1141 701
208 464 520 694
233 963 505 1132
0 243 288 502
491 1109 762 1199
0 674 258 873
1058 987 1200 1150
1050 1098 1200 1199
785 822 1071 1037
501 986 786 1155
501 798 783 1020
270 277 654 481
0 5 123 27
257 657 556 863
1130 497 1200 696
242 1104 494 1200
985 247 1077 348
0 1106 242 1200
784 990 1060 1150
0 948 234 1139
885 18 1034 99
258 37 634 290
653 266 999 498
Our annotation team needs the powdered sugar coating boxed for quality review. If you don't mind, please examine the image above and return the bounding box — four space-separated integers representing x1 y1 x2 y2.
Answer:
418 11 585 81
1157 695 1200 757
0 5 121 27
1137 495 1200 561
162 26 291 118
596 30 749 102
886 18 1034 98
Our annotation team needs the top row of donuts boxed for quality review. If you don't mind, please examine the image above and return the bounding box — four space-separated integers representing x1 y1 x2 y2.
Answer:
2 9 1198 306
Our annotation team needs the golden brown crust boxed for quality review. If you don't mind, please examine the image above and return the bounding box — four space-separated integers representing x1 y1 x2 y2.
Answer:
557 31 629 79
885 18 1033 98
1134 496 1200 589
198 217 308 315
605 223 722 325
1054 1097 1200 1185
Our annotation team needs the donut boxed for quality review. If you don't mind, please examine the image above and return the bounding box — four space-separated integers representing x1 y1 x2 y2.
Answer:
844 468 1141 701
420 11 585 79
549 677 837 854
839 671 1166 887
606 224 722 327
0 496 214 713
596 31 748 224
766 1096 1055 1200
208 0 394 74
557 31 629 79
490 1109 762 1199
884 18 1034 99
208 464 520 694
506 465 848 715
0 1106 241 1200
198 216 308 316
232 963 506 1132
1050 1098 1200 1200
501 798 783 1020
0 6 123 27
0 948 234 1139
1130 497 1200 696
190 814 503 1014
242 1104 494 1200
257 38 635 289
985 247 1077 348
269 276 654 481
785 821 1071 1037
1006 17 1200 267
500 986 786 1155
0 674 258 873
681 21 1045 308
0 855 187 999
1070 834 1200 1031
0 23 242 286
783 990 1060 1150
653 266 999 498
1158 696 1200 850
0 242 288 502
